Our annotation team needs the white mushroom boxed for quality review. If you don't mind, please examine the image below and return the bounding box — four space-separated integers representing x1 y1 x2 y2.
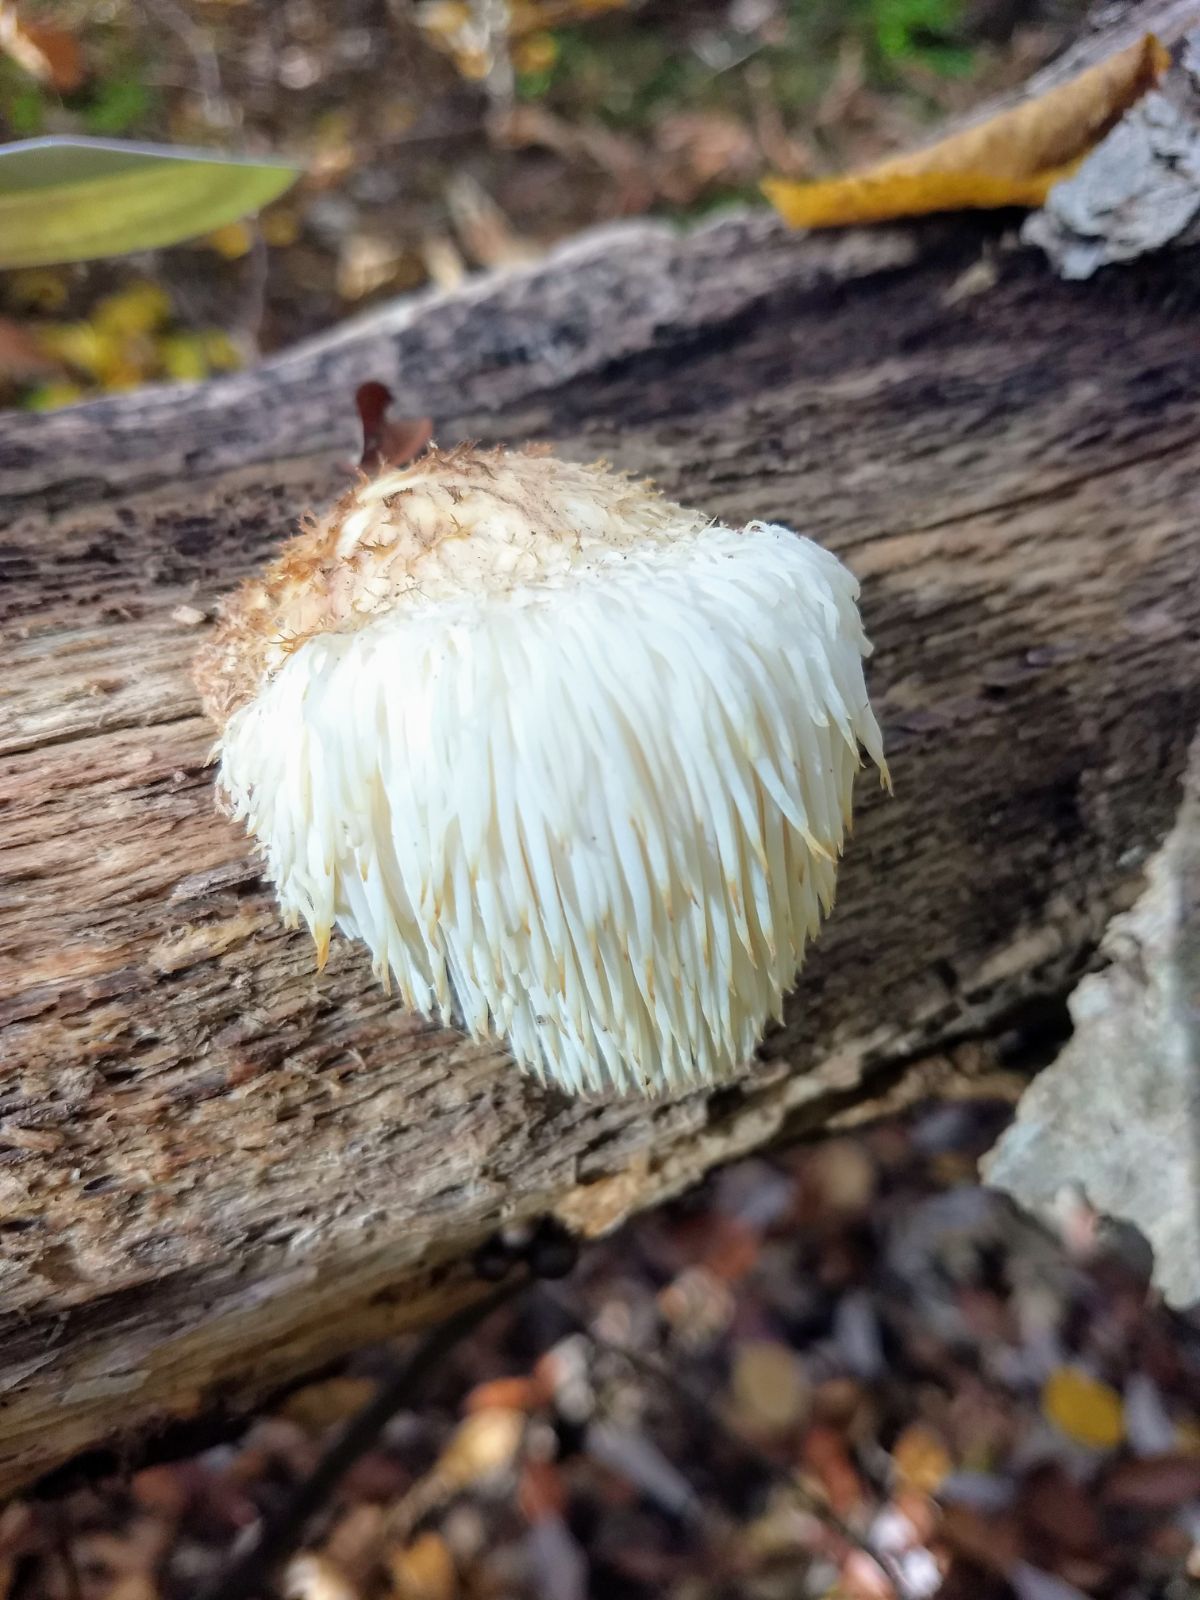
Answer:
195 444 887 1097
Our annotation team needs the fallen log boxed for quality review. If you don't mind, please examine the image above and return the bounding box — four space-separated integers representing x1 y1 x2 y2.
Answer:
3 26 1200 1494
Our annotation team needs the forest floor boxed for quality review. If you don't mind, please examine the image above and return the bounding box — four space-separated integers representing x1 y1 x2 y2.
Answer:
5 1099 1200 1600
1 0 1085 407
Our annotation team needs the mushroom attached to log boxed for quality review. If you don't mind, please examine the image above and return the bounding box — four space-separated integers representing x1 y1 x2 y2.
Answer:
194 440 887 1097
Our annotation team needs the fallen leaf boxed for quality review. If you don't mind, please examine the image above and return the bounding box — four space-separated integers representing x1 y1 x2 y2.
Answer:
103 1579 161 1600
387 1530 456 1600
465 1375 546 1414
892 1423 952 1495
765 168 1062 227
1018 1463 1102 1557
435 1407 524 1490
729 1339 810 1436
1041 1367 1124 1451
204 220 254 260
764 33 1169 228
0 316 61 383
0 3 86 91
93 282 172 337
1100 1453 1200 1509
939 1502 1022 1577
284 1554 360 1600
519 1458 567 1522
159 333 211 383
800 1423 866 1518
279 1376 378 1432
323 1504 386 1576
129 1462 197 1519
23 377 84 411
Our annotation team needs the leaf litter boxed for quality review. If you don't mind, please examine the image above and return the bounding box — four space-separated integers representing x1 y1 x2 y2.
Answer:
8 1099 1200 1600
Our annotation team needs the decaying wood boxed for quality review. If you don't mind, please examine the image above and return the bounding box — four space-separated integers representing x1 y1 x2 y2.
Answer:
4 32 1200 1493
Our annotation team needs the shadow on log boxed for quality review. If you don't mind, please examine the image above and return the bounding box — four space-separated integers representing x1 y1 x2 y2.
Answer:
2 20 1200 1491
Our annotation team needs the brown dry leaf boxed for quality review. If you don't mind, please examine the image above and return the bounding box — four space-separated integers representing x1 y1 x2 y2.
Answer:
435 1407 525 1490
939 1503 1022 1577
519 1457 568 1523
764 33 1169 229
729 1340 810 1436
892 1423 952 1495
0 317 61 384
0 2 86 91
279 1376 379 1432
387 1530 456 1600
799 1423 866 1518
464 1375 546 1414
102 1581 160 1600
1101 1453 1200 1509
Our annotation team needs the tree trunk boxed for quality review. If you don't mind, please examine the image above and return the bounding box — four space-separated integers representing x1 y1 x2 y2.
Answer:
3 19 1200 1493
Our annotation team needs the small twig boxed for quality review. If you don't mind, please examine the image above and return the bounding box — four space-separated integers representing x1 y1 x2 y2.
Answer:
198 1273 529 1600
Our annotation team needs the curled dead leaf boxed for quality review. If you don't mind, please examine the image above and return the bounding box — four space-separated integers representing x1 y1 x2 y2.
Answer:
765 33 1169 229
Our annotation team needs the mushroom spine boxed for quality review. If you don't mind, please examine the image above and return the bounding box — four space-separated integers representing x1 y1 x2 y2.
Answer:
195 444 887 1097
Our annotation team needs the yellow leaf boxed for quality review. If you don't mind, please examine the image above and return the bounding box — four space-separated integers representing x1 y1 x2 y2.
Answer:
4 266 69 312
23 378 84 410
159 333 209 383
1042 1366 1124 1450
200 328 244 371
262 205 301 247
38 319 118 379
101 362 146 392
892 1422 952 1493
765 32 1169 229
513 30 558 74
388 1531 456 1600
205 220 253 259
93 281 172 337
765 167 1069 229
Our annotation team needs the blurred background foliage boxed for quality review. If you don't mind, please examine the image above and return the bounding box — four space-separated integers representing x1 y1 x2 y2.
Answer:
0 0 1085 410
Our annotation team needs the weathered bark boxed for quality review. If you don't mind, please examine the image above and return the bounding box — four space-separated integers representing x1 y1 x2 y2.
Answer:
3 21 1200 1491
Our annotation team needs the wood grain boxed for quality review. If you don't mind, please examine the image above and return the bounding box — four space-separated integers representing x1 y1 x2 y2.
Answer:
2 186 1199 1488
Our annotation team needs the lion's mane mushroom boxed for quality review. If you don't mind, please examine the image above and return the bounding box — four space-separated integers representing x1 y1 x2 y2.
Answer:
194 444 887 1097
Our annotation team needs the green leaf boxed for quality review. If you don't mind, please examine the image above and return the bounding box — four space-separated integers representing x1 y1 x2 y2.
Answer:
0 136 300 268
82 78 155 136
4 84 46 137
